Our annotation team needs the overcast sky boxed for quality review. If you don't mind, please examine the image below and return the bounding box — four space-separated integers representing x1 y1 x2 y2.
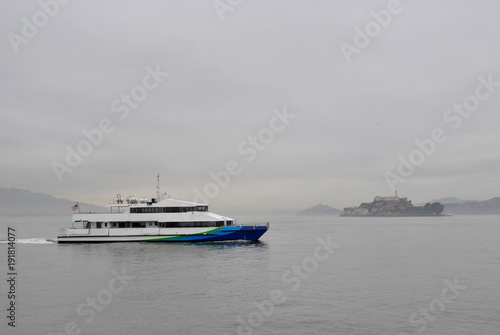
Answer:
1 0 499 213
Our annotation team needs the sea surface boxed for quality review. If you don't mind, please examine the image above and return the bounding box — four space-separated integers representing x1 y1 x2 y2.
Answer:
0 215 499 335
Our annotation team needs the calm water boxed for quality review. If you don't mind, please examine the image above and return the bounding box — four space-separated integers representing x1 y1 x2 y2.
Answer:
0 215 499 335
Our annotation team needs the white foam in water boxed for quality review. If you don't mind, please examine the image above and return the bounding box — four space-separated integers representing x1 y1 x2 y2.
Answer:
0 238 56 244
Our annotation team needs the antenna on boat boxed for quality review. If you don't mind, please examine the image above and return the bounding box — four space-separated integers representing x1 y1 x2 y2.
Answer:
157 173 161 200
156 173 169 200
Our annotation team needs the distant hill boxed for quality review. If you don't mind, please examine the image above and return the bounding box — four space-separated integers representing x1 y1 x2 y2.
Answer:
431 197 477 205
441 197 500 215
297 204 340 216
0 187 106 217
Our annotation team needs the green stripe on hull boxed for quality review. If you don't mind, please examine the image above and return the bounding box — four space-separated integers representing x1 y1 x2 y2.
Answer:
137 227 223 242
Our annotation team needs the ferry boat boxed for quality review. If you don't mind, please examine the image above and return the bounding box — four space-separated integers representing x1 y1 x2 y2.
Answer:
57 175 269 243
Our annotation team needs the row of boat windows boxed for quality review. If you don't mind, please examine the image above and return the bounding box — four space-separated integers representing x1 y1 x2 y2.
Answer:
130 206 208 213
87 221 233 228
159 221 228 228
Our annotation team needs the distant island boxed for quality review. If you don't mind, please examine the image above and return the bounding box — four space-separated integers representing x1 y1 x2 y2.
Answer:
297 204 340 216
340 194 444 217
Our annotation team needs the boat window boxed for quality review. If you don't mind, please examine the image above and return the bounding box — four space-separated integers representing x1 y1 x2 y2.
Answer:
158 221 224 228
130 206 209 213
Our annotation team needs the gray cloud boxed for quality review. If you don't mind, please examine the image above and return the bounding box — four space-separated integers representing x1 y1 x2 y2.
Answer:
1 0 499 212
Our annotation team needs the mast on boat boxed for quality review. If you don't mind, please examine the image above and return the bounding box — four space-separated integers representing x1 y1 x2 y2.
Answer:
156 173 167 200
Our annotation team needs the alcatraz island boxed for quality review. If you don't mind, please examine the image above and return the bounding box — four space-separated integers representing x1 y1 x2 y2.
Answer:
340 192 444 217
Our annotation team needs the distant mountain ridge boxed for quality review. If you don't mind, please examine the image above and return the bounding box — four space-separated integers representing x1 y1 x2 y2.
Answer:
297 204 340 216
2 187 499 217
440 197 500 215
0 187 106 217
431 197 477 205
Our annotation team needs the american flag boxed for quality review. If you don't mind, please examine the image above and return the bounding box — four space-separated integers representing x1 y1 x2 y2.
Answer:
71 203 79 211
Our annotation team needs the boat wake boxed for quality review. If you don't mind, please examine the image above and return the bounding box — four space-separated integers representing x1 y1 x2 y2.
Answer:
0 238 56 244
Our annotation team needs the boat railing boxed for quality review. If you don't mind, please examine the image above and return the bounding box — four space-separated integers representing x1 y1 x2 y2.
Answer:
73 209 126 214
234 223 270 228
